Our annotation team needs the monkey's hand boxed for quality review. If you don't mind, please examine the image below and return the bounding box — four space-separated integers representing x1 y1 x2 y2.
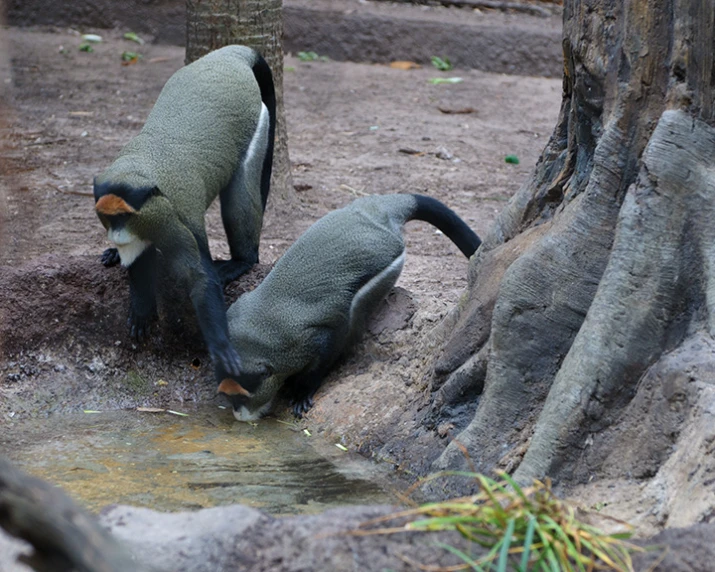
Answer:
211 343 243 378
101 248 121 267
290 396 315 419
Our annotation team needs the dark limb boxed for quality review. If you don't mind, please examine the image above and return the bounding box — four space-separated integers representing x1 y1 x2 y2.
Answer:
213 258 256 287
0 456 141 572
192 247 243 377
100 248 121 268
285 328 338 418
216 148 265 286
127 246 158 343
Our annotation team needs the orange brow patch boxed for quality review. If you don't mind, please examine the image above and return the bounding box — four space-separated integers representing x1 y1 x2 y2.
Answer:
95 194 136 215
218 378 251 397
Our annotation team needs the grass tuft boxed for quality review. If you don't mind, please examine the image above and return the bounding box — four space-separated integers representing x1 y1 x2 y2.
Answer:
357 471 640 572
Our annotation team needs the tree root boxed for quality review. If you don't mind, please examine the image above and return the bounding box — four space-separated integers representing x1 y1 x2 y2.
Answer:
0 456 142 572
514 110 715 482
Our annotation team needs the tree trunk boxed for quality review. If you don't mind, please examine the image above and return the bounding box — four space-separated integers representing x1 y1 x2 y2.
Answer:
185 0 294 203
428 0 714 494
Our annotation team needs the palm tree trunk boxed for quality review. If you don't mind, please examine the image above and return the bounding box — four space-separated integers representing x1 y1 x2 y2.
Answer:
185 0 294 202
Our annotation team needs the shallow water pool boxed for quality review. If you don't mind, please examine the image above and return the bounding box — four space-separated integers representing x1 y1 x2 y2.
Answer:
1 406 397 514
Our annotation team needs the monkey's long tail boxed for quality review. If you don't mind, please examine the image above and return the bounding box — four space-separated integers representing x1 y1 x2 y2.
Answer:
410 194 482 258
251 53 276 210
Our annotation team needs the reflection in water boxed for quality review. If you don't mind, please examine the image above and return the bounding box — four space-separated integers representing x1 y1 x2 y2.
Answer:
0 406 396 514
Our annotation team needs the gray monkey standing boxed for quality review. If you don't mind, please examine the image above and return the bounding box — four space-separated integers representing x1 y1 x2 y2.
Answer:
219 193 481 421
93 45 275 381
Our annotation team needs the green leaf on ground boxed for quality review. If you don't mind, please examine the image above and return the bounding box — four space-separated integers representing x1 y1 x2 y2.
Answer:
428 77 463 85
123 32 145 45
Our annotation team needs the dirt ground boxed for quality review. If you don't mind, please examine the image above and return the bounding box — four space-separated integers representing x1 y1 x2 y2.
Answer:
0 24 560 417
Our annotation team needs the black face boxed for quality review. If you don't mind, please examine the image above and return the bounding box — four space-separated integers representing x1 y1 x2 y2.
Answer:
97 211 131 231
93 180 162 211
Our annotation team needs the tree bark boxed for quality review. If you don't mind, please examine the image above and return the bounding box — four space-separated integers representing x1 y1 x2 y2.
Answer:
428 0 714 494
185 0 294 203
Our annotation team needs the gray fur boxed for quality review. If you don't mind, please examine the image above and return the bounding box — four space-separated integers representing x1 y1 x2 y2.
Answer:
224 193 479 421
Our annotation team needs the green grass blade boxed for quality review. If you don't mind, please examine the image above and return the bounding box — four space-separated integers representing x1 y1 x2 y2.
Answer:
580 535 633 571
497 518 515 572
540 515 587 572
409 515 492 530
434 541 485 571
498 472 533 506
533 521 561 572
518 515 536 572
545 546 561 572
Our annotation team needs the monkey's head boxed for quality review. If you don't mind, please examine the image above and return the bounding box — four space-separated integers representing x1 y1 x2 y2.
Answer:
94 181 161 213
94 182 165 265
94 181 162 229
218 365 281 422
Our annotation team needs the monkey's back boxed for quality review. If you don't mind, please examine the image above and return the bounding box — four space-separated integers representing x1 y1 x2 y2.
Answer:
229 195 418 371
96 46 263 225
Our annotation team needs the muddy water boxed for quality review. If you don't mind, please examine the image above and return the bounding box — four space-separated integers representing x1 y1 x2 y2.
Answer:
0 406 397 514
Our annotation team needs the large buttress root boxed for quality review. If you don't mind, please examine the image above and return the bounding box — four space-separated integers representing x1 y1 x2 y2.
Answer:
427 0 714 492
514 110 715 481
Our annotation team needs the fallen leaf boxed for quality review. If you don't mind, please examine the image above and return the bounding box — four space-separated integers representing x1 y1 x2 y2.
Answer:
335 443 348 452
121 51 141 66
83 410 102 414
398 147 424 155
123 32 145 45
428 77 463 85
137 407 165 413
390 60 421 70
505 154 520 164
167 410 189 417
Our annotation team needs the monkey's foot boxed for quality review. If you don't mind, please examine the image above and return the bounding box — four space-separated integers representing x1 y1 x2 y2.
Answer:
101 248 121 267
128 310 156 343
213 259 255 286
290 396 315 419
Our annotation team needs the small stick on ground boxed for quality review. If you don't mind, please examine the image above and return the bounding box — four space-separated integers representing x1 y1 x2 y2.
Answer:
50 184 94 197
339 184 370 197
